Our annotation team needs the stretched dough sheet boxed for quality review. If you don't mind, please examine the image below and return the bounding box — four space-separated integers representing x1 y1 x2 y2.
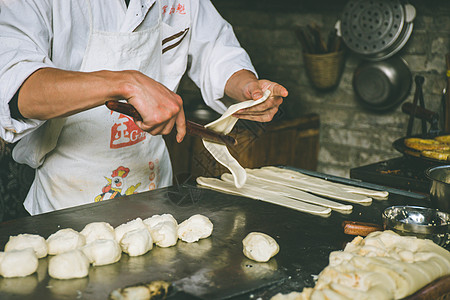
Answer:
202 90 271 188
220 173 352 213
196 177 331 217
261 166 389 200
246 168 372 205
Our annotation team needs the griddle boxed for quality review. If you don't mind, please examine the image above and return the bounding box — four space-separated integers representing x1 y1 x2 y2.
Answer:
0 168 430 300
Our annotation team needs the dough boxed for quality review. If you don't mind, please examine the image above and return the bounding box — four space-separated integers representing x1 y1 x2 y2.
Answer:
177 214 213 243
196 177 331 217
48 249 90 280
80 222 115 243
271 231 450 300
47 228 86 255
82 239 122 266
120 228 153 257
242 232 279 263
221 173 353 213
203 90 271 188
4 233 48 258
115 218 147 243
144 214 178 248
0 249 38 278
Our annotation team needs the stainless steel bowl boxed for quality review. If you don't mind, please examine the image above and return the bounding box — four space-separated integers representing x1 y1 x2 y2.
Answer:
382 205 450 246
425 165 450 213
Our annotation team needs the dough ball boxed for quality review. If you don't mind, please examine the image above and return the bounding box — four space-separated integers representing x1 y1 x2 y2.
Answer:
0 249 38 278
242 232 279 262
5 233 48 258
80 222 115 244
177 214 213 243
144 214 178 248
120 228 153 257
47 228 86 255
82 239 122 266
48 249 90 280
115 218 147 243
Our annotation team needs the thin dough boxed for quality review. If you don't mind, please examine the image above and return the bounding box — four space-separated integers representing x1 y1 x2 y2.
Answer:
203 90 271 188
5 233 48 258
196 177 331 217
47 228 86 255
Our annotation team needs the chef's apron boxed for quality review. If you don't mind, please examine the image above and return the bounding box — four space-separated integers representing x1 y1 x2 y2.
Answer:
23 0 173 215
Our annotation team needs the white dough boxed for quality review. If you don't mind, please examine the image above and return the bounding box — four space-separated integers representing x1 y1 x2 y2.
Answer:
242 232 279 263
48 249 90 280
203 90 271 188
144 214 178 248
177 214 213 243
82 239 122 266
5 233 48 258
114 218 147 243
80 222 115 244
120 228 153 256
47 228 86 255
0 249 38 278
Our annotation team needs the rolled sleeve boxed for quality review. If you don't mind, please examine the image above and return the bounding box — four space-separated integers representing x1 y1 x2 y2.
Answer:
187 0 257 114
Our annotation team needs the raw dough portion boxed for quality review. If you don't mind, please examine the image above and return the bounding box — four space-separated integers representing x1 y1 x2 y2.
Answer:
177 214 213 243
114 218 147 243
48 249 90 280
242 232 280 263
203 90 271 188
221 173 352 213
0 249 38 278
144 214 178 248
120 228 153 256
80 222 115 244
247 168 372 205
82 239 122 266
196 177 331 217
47 228 86 255
5 233 48 258
271 231 450 300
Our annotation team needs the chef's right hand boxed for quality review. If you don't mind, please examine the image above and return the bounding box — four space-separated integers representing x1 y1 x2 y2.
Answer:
124 71 186 143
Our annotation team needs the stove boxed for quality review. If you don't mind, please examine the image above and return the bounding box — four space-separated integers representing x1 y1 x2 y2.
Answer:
350 156 441 194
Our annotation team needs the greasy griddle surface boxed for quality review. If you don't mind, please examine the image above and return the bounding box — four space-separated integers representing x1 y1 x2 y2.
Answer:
0 174 429 299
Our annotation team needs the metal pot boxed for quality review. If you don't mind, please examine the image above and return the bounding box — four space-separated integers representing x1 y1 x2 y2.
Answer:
426 166 450 213
353 55 412 112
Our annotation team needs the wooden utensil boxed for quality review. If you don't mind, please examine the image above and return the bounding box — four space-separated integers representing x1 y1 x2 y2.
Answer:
342 220 383 236
105 101 237 148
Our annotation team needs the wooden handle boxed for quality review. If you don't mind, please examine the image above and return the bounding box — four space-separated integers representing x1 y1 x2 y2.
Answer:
402 274 450 300
402 102 439 123
105 101 237 147
342 221 383 236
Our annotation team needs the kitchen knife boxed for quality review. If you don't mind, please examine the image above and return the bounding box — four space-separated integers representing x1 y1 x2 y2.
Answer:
105 100 237 148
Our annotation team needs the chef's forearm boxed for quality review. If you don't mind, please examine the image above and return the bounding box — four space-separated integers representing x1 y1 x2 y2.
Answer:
17 68 131 120
224 69 259 102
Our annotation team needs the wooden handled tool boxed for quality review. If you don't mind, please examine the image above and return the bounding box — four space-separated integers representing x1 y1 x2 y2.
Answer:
105 101 237 148
342 220 383 236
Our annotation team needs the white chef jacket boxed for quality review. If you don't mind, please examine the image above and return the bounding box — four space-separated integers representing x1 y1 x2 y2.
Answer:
0 0 256 214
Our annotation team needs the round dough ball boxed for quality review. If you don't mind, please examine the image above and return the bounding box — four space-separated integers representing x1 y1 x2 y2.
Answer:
82 239 122 266
0 249 38 278
48 249 90 280
80 222 115 244
5 233 48 258
177 214 213 243
120 228 153 257
47 228 86 255
114 218 147 243
242 232 279 262
144 214 178 248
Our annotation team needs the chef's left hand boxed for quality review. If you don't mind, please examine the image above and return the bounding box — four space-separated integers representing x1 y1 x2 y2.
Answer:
225 70 288 122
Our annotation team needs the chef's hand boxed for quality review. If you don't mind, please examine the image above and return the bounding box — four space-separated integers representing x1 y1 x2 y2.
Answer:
125 71 186 143
224 70 288 122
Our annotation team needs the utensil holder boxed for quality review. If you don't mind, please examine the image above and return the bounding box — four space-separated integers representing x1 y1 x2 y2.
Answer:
303 51 345 90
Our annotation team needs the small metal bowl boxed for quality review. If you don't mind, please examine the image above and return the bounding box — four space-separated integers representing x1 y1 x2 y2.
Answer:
382 205 450 247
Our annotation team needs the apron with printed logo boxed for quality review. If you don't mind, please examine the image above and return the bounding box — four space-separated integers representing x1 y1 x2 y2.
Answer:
23 0 174 214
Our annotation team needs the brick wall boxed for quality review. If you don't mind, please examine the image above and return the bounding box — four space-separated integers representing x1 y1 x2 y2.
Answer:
178 0 450 178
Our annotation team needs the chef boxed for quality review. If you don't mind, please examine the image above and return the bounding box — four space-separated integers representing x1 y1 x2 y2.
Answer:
0 0 288 215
